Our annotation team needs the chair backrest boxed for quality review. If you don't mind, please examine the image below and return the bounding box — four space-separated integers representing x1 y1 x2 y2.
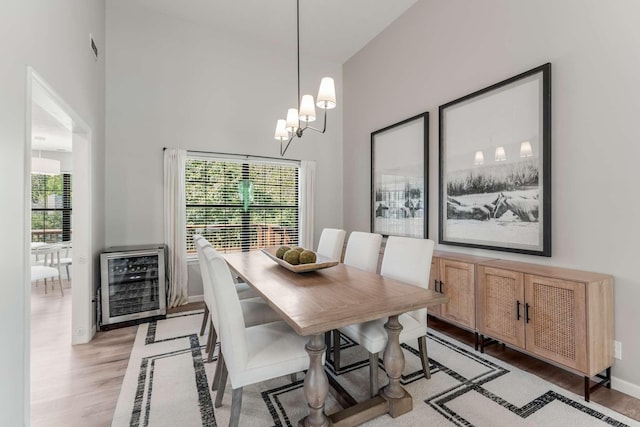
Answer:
203 245 249 378
316 228 346 261
380 236 435 326
343 231 382 273
194 235 217 328
32 244 62 269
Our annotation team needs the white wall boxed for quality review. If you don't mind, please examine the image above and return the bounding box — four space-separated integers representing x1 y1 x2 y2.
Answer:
344 0 640 393
0 0 105 424
105 1 343 294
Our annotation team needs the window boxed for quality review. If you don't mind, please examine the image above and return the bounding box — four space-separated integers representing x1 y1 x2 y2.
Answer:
185 155 299 253
31 173 72 243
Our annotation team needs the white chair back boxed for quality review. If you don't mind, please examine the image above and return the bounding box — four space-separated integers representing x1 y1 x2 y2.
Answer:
203 245 249 377
316 228 346 261
343 231 382 273
194 235 218 328
380 236 435 326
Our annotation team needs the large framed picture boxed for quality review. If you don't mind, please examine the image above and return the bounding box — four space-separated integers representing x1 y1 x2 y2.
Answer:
371 112 428 239
439 63 551 256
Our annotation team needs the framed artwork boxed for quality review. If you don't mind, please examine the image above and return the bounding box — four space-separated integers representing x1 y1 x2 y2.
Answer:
439 63 551 256
371 112 428 239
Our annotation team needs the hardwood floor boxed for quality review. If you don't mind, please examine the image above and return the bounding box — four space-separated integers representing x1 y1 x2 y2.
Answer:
30 282 639 426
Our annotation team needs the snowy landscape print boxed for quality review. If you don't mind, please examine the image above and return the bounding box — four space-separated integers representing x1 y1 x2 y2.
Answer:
439 64 550 254
443 158 542 249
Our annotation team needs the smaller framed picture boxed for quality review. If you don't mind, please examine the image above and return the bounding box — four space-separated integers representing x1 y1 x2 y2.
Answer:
371 112 429 239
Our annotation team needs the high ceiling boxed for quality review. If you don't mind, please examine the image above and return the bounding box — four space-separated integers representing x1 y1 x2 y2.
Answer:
131 0 418 64
33 0 418 152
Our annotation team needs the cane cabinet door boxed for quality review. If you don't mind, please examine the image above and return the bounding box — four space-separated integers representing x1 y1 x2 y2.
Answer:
477 266 525 348
524 274 588 372
438 259 475 329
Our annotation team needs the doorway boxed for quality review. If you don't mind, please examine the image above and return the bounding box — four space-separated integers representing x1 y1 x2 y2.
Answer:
26 68 93 347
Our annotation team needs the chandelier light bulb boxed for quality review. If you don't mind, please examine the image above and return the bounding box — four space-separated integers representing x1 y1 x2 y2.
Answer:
520 141 533 157
474 150 484 165
274 119 289 141
299 94 316 122
316 77 336 109
285 108 299 132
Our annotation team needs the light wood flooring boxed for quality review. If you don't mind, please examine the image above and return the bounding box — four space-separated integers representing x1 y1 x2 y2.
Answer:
30 282 639 426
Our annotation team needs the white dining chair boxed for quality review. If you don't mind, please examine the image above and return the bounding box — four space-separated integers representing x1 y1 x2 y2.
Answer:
316 228 346 261
337 236 435 396
332 231 383 368
203 245 310 427
194 235 281 369
58 241 72 280
31 244 64 296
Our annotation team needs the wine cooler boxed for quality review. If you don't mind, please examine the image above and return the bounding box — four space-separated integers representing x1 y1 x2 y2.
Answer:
100 244 167 327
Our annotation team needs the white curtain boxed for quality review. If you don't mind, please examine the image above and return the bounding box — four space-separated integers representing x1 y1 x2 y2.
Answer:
299 160 316 249
163 148 189 308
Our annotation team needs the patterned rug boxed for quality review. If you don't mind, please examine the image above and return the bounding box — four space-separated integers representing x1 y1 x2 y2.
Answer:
112 311 638 427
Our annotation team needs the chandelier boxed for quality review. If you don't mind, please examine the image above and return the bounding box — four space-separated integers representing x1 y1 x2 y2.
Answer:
274 0 337 157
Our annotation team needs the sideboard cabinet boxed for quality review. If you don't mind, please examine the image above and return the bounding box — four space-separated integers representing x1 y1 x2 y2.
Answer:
428 251 494 340
476 259 613 401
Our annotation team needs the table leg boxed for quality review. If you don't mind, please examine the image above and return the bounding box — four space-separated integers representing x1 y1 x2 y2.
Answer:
380 315 412 417
300 333 331 427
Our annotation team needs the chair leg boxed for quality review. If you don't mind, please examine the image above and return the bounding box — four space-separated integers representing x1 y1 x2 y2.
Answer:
44 278 48 294
212 349 224 391
207 325 217 364
333 330 341 369
230 387 243 427
418 336 431 379
200 305 209 336
215 354 228 408
369 352 379 397
58 276 64 296
324 331 332 360
65 265 71 280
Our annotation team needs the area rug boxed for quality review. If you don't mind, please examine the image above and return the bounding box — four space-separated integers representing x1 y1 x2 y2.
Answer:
112 311 639 427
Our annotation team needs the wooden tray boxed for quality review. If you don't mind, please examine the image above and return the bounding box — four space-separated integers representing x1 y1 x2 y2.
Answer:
261 247 339 273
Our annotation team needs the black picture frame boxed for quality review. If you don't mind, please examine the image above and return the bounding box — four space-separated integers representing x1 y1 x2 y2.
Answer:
439 63 551 256
371 112 429 239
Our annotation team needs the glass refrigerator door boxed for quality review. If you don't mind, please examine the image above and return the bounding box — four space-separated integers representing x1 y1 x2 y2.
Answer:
107 254 160 318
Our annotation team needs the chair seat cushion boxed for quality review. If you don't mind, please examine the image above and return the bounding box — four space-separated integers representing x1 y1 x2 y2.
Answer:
339 313 425 354
240 297 282 327
31 265 59 281
231 321 311 388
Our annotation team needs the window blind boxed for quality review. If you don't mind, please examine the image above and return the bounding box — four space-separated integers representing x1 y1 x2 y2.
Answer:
185 155 300 253
31 173 73 243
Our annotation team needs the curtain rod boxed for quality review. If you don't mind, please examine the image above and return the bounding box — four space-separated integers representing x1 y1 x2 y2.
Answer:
163 147 299 162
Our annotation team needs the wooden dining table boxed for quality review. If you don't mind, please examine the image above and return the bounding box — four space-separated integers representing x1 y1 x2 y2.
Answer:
223 250 448 427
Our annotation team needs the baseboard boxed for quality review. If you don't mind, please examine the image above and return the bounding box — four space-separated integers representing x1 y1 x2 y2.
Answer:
612 375 640 399
188 294 204 304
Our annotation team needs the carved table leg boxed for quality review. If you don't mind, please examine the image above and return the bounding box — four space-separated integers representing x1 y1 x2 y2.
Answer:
380 315 412 417
300 333 331 427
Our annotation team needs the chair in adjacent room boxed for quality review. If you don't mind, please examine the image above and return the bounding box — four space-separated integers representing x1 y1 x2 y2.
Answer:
203 246 310 427
337 236 435 396
316 228 346 261
332 231 383 369
58 241 73 280
31 244 64 296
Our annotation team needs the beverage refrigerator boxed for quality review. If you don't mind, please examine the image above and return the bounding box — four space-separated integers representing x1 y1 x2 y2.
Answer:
99 244 167 328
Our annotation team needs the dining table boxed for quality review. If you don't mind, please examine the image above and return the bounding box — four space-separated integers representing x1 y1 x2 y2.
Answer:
223 249 448 427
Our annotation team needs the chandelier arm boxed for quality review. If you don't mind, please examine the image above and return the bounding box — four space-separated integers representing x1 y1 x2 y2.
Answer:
280 134 296 157
303 109 328 134
296 0 301 132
